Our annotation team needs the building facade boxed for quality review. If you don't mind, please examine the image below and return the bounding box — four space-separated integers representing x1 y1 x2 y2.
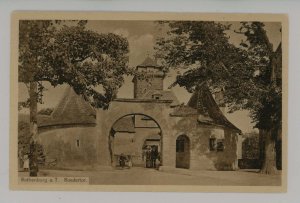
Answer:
35 57 241 171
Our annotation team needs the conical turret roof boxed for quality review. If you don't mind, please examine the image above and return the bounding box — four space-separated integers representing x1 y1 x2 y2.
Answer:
188 85 241 132
39 86 96 128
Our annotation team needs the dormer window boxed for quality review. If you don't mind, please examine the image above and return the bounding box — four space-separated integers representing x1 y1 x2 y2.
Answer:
152 95 160 100
152 92 162 100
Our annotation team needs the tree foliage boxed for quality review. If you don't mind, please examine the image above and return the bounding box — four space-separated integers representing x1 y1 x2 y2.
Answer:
19 20 130 109
155 21 282 130
236 22 282 131
156 21 282 174
18 20 130 176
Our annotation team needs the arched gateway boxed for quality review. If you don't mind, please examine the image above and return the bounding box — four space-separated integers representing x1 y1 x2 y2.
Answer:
37 57 241 171
96 98 176 168
109 113 162 168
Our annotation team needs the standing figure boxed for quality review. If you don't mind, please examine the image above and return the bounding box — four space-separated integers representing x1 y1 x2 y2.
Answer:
145 146 152 168
156 152 161 168
142 147 147 161
18 146 25 171
151 146 158 168
23 154 29 172
127 155 133 168
119 153 126 168
29 139 39 176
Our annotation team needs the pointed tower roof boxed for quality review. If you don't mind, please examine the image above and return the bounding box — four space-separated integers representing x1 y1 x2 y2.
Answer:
138 56 160 68
187 85 241 133
39 86 96 128
271 42 282 84
275 42 282 54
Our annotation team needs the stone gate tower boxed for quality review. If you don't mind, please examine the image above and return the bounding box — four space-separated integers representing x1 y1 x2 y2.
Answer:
132 57 165 99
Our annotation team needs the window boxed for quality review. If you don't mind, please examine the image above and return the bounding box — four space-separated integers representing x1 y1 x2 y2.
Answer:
152 94 160 100
76 139 80 148
216 139 225 151
176 139 185 152
209 138 216 151
209 138 224 151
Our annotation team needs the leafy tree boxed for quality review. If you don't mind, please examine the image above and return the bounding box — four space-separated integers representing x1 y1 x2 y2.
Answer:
19 20 129 176
156 21 282 174
237 22 282 174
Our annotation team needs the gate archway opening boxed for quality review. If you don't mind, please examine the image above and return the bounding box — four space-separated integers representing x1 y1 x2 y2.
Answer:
176 134 190 169
109 113 162 168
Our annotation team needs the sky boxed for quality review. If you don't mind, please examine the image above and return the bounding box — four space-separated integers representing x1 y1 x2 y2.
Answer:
19 20 282 133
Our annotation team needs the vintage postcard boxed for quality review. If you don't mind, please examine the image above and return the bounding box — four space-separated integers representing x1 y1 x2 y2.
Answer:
10 12 288 192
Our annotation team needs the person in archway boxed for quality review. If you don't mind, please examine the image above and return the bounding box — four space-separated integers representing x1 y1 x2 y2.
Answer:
142 146 147 162
151 146 158 168
156 151 161 169
119 153 126 169
145 146 152 168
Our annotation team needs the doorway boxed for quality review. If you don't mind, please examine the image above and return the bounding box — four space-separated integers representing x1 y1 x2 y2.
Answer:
176 135 190 169
109 114 162 168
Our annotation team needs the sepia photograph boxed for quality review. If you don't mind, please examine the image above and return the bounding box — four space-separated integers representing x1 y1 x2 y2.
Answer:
10 12 287 192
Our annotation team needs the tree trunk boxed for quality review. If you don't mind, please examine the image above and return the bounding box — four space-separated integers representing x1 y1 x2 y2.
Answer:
29 82 39 177
260 129 278 174
258 129 265 169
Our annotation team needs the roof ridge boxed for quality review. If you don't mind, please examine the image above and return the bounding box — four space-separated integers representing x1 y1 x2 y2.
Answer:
188 85 241 132
51 86 72 118
39 86 96 128
138 56 160 67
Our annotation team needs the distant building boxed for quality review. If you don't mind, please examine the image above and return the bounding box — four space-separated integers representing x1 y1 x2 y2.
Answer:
29 56 242 171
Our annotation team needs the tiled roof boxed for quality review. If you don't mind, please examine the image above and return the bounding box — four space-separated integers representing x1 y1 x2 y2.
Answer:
170 105 198 117
39 87 96 127
275 42 282 54
187 85 241 133
273 42 282 81
141 90 180 106
112 116 135 133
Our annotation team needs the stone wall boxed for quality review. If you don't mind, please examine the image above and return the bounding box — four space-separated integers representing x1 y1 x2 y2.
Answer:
97 99 174 168
134 77 163 98
37 99 239 171
170 116 239 170
39 126 98 170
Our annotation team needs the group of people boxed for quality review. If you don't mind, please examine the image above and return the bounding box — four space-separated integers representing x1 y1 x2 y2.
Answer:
118 145 160 169
143 145 160 169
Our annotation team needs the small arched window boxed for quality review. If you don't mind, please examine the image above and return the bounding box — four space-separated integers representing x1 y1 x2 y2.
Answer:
76 139 80 148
